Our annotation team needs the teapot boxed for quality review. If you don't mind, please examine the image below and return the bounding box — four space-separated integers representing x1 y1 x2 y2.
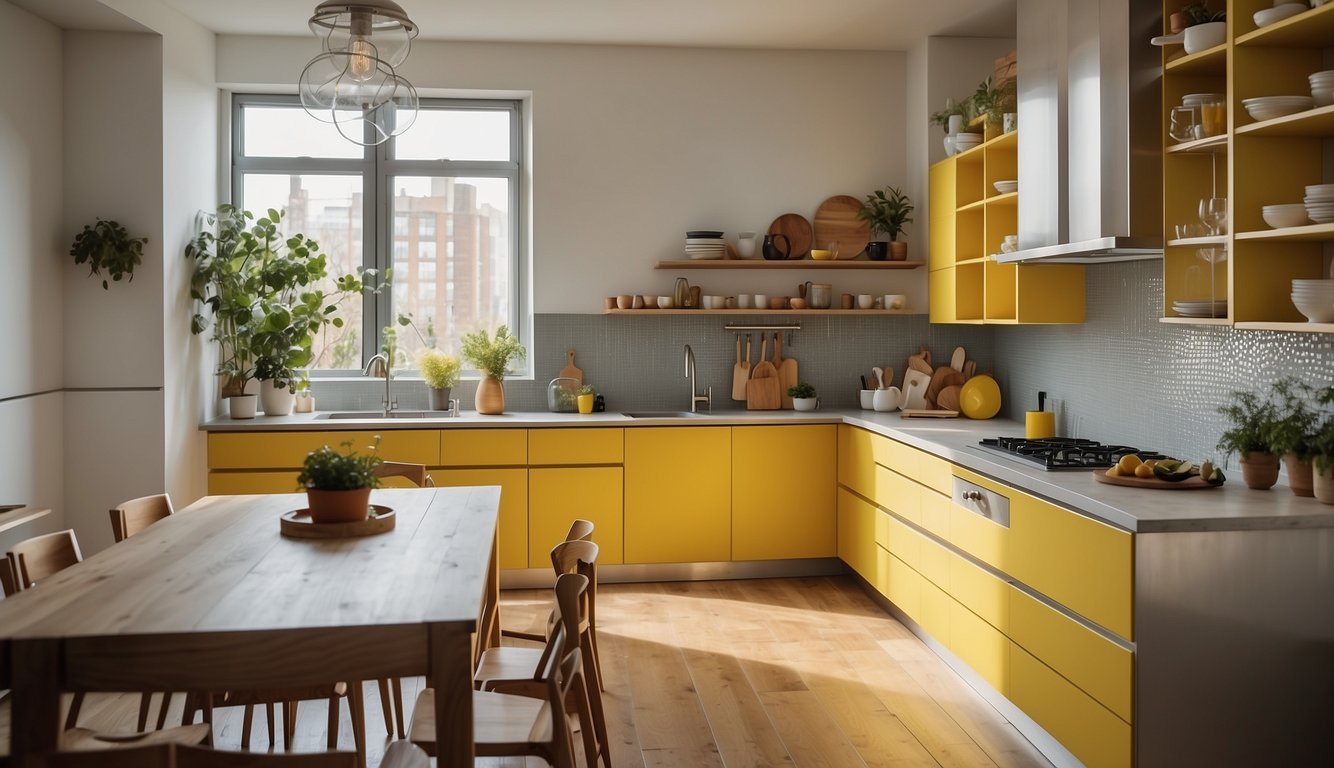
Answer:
762 234 790 261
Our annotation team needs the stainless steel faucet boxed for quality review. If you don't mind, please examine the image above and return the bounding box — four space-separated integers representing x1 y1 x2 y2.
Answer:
362 353 396 417
684 344 711 413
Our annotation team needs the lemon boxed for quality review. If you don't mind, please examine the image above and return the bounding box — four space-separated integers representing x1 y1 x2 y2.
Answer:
1134 463 1155 479
1107 466 1122 477
1117 454 1143 474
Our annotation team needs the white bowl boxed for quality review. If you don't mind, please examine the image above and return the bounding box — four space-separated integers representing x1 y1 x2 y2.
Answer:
1183 21 1226 54
1291 297 1334 323
1254 3 1307 28
1183 92 1224 106
993 180 1018 194
656 296 674 309
1263 206 1310 228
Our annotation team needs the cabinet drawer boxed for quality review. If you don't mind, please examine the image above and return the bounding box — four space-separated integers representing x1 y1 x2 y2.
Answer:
872 465 920 524
207 471 300 495
949 599 1010 695
877 513 920 571
918 528 950 591
883 548 922 621
209 430 438 469
1010 644 1131 768
1009 586 1133 723
440 429 527 467
879 439 953 496
837 488 879 580
920 578 951 641
919 488 951 539
949 551 1010 635
528 428 623 465
838 425 879 497
732 425 836 561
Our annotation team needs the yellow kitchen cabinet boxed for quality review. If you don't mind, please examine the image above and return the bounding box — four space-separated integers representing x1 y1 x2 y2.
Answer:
624 427 730 564
432 468 529 571
208 430 438 469
948 548 1010 635
731 425 835 560
528 467 624 565
1010 643 1131 768
884 549 922 621
528 428 623 465
837 488 878 581
207 470 300 495
439 429 527 466
949 598 1011 696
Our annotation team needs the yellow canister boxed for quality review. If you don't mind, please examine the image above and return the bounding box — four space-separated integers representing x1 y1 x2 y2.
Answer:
1025 411 1056 440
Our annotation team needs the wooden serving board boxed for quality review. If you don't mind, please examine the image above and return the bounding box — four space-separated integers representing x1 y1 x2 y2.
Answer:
1092 470 1219 490
813 195 870 259
281 505 397 538
901 409 959 418
768 213 814 260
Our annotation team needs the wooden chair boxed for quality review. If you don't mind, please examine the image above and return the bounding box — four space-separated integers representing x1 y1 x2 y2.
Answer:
501 518 596 644
109 493 174 543
1 553 17 597
410 572 590 768
372 462 435 488
474 540 610 768
7 528 82 590
16 740 426 768
183 684 364 764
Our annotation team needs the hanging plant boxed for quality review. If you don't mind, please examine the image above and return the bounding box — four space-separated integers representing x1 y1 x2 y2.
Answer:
69 219 148 289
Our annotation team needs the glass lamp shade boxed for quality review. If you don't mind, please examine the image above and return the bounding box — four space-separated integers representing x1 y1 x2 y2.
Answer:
308 1 416 68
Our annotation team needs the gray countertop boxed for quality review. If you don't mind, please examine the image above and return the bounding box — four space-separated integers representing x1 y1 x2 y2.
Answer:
202 408 1334 533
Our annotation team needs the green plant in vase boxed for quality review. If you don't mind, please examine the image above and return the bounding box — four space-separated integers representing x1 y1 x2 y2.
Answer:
858 186 914 260
296 437 383 524
1216 389 1282 489
417 347 461 411
1269 379 1320 497
461 326 526 415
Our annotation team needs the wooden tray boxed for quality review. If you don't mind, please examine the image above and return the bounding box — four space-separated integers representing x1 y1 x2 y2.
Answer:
1092 470 1219 490
767 213 814 260
280 505 396 538
901 409 959 418
813 195 870 259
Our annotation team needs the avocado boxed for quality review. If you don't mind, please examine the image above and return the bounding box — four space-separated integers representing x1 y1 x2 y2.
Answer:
1205 466 1226 486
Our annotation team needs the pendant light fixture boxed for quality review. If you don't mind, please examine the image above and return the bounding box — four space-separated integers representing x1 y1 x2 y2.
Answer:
299 1 419 146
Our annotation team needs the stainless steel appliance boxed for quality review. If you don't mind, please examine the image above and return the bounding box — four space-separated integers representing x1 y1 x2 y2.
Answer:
977 436 1166 470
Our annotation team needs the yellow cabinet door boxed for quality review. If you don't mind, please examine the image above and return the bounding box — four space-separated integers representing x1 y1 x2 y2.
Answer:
624 427 731 564
731 425 836 560
528 428 623 465
208 471 300 495
439 429 527 466
529 467 624 565
1010 643 1132 768
432 468 529 571
837 488 878 581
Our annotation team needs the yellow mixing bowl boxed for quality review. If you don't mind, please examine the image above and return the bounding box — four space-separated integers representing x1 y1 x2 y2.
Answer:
959 374 1001 419
809 249 833 260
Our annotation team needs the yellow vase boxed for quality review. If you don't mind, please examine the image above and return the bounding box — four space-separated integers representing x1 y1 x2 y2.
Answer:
577 394 595 414
475 376 505 415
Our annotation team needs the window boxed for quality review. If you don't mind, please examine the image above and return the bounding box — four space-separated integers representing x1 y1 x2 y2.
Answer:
232 95 524 372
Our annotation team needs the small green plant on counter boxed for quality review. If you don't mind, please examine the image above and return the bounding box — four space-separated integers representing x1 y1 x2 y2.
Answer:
1269 379 1319 459
787 382 816 399
579 384 597 396
417 348 461 390
70 219 148 289
859 187 914 242
1181 1 1225 26
1312 385 1334 473
297 437 383 491
461 326 527 381
1216 390 1280 457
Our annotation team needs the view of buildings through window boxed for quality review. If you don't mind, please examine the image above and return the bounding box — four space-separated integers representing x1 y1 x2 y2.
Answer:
234 97 521 372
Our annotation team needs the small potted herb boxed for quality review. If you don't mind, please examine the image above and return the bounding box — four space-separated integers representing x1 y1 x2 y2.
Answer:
788 382 818 412
858 187 914 261
296 437 383 523
461 326 526 415
1312 385 1334 505
416 348 461 411
70 218 148 289
1269 379 1319 497
1216 390 1281 489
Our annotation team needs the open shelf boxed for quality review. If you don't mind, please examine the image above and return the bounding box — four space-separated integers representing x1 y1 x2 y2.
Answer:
1166 134 1228 154
654 259 924 270
1235 104 1334 138
983 191 1018 206
1235 3 1334 47
603 309 925 316
1165 43 1227 76
1159 316 1232 326
1235 222 1334 242
1234 321 1334 333
1167 235 1227 247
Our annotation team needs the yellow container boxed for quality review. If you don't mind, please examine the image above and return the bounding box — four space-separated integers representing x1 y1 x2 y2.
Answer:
1025 411 1055 439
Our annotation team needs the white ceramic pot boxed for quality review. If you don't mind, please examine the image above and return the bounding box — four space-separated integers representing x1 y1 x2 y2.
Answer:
859 389 876 410
793 397 819 412
943 134 957 156
229 394 258 420
873 387 902 413
1183 21 1226 54
259 379 295 416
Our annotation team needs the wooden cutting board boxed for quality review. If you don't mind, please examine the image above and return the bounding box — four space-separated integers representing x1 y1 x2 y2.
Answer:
926 367 965 408
937 385 962 411
774 333 798 409
747 336 781 410
907 347 933 375
901 409 959 418
559 350 583 386
768 213 814 260
731 335 750 401
813 195 870 259
1093 470 1220 490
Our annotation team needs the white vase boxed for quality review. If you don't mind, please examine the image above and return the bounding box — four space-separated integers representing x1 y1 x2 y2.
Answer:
259 380 295 416
793 397 819 412
948 114 964 134
944 134 957 156
229 394 258 419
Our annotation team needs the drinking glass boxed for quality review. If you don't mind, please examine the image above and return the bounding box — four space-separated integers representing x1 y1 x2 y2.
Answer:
1200 99 1226 137
1200 197 1227 235
1169 106 1199 142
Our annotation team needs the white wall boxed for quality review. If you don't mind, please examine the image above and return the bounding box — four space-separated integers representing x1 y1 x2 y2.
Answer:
217 38 916 313
0 0 67 551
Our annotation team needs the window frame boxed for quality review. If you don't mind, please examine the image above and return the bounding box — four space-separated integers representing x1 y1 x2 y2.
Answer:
230 93 527 377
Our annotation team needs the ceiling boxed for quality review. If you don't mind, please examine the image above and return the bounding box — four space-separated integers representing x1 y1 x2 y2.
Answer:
45 0 1017 51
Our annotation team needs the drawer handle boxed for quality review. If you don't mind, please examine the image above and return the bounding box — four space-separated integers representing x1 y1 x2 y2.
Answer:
963 491 984 502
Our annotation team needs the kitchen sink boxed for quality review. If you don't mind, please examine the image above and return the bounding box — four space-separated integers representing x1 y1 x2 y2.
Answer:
317 411 437 420
620 411 702 418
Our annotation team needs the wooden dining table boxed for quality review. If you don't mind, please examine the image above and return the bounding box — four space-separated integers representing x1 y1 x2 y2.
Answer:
0 486 501 767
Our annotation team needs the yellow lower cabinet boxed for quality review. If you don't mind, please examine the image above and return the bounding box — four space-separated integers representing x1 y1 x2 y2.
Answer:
838 425 878 498
624 427 731 564
207 471 300 495
732 425 835 560
919 488 951 539
439 428 527 466
872 465 921 525
837 488 879 580
948 551 1010 635
432 468 529 571
919 578 951 642
884 549 922 622
948 599 1010 695
1010 643 1132 768
528 467 624 566
878 514 922 572
528 428 623 465
208 430 438 469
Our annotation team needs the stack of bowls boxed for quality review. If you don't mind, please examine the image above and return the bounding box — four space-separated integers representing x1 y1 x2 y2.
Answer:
1253 3 1308 28
1243 95 1314 121
1291 279 1334 323
1305 185 1334 223
952 132 983 153
1310 70 1334 107
1262 203 1309 229
684 230 726 260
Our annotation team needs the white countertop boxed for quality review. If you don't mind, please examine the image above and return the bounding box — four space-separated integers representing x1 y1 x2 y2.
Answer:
202 408 1334 533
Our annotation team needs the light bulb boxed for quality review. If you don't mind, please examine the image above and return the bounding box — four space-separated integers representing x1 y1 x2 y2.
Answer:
348 37 375 82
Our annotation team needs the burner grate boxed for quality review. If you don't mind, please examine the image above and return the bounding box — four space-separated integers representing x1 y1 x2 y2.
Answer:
978 437 1167 470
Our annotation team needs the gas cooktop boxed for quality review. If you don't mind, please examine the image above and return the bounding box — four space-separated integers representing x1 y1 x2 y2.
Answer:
977 436 1167 471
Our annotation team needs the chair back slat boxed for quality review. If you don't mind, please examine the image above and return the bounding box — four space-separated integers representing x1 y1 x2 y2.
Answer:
110 494 174 543
373 462 431 487
9 529 82 590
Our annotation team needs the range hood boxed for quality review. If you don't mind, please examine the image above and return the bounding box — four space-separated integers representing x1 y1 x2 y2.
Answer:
995 0 1163 264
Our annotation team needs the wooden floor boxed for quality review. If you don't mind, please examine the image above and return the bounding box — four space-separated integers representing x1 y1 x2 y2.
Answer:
3 576 1051 768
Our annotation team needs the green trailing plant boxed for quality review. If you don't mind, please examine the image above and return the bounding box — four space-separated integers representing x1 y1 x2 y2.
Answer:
70 219 148 289
787 382 816 399
1269 379 1320 458
416 348 461 390
1181 1 1225 26
1216 390 1281 457
296 437 383 491
461 326 526 381
858 187 914 241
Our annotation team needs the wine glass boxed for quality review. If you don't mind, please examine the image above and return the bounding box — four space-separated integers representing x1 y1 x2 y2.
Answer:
1199 197 1227 236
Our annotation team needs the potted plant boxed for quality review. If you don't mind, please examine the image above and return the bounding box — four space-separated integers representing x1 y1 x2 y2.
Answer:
69 219 148 289
1269 379 1319 497
461 326 526 415
576 384 597 415
1216 390 1281 489
417 348 461 411
859 187 914 261
187 206 262 418
296 437 383 524
788 382 818 412
1181 2 1226 54
1312 385 1334 504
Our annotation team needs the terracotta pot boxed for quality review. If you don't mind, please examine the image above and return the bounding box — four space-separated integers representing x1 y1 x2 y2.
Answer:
1314 463 1334 505
306 487 372 524
1239 451 1280 490
889 241 908 260
1284 454 1315 497
476 375 505 415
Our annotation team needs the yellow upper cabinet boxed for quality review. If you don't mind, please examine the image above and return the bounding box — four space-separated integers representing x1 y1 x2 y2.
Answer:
624 427 731 564
731 425 836 560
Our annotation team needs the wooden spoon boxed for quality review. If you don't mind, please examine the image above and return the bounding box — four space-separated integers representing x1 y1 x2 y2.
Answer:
963 360 977 380
937 384 963 411
950 346 966 373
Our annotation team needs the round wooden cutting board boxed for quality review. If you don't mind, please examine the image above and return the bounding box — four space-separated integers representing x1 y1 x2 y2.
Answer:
813 195 870 259
767 213 814 260
1092 470 1219 490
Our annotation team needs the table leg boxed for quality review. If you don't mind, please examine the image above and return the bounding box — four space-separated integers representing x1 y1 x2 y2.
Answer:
10 640 61 757
430 625 475 768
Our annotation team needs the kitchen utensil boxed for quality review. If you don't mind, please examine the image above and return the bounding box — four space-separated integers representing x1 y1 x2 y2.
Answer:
1025 391 1056 439
872 367 885 389
762 233 791 261
900 409 959 418
860 375 868 390
937 385 962 412
746 336 781 410
559 350 583 386
732 335 749 401
925 366 964 408
767 213 814 259
950 346 966 372
689 286 702 308
907 347 933 376
959 374 1001 419
1093 469 1220 490
813 195 870 260
774 333 798 409
963 360 977 380
873 387 900 412
902 369 930 410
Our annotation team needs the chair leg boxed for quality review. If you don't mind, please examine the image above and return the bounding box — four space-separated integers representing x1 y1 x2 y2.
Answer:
327 693 340 750
376 679 394 735
390 677 405 739
65 692 86 730
266 702 277 748
136 692 153 731
349 684 367 768
283 700 299 750
589 627 605 692
241 704 254 750
582 636 611 767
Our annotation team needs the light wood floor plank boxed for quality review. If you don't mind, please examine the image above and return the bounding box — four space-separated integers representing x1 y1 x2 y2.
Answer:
761 689 870 768
680 647 795 768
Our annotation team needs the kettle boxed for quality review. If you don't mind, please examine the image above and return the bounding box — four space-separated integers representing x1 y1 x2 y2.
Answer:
762 234 790 261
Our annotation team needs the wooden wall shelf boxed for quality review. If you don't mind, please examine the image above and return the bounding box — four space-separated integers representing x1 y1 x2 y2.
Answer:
1164 44 1226 76
603 309 924 317
654 260 924 270
1235 2 1334 47
1235 104 1334 138
1235 222 1334 242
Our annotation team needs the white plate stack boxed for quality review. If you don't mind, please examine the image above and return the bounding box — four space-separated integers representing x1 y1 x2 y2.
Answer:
1305 184 1334 224
1310 70 1334 107
993 179 1018 194
1291 279 1334 323
1242 95 1314 121
1172 299 1228 318
684 235 727 260
953 132 983 153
